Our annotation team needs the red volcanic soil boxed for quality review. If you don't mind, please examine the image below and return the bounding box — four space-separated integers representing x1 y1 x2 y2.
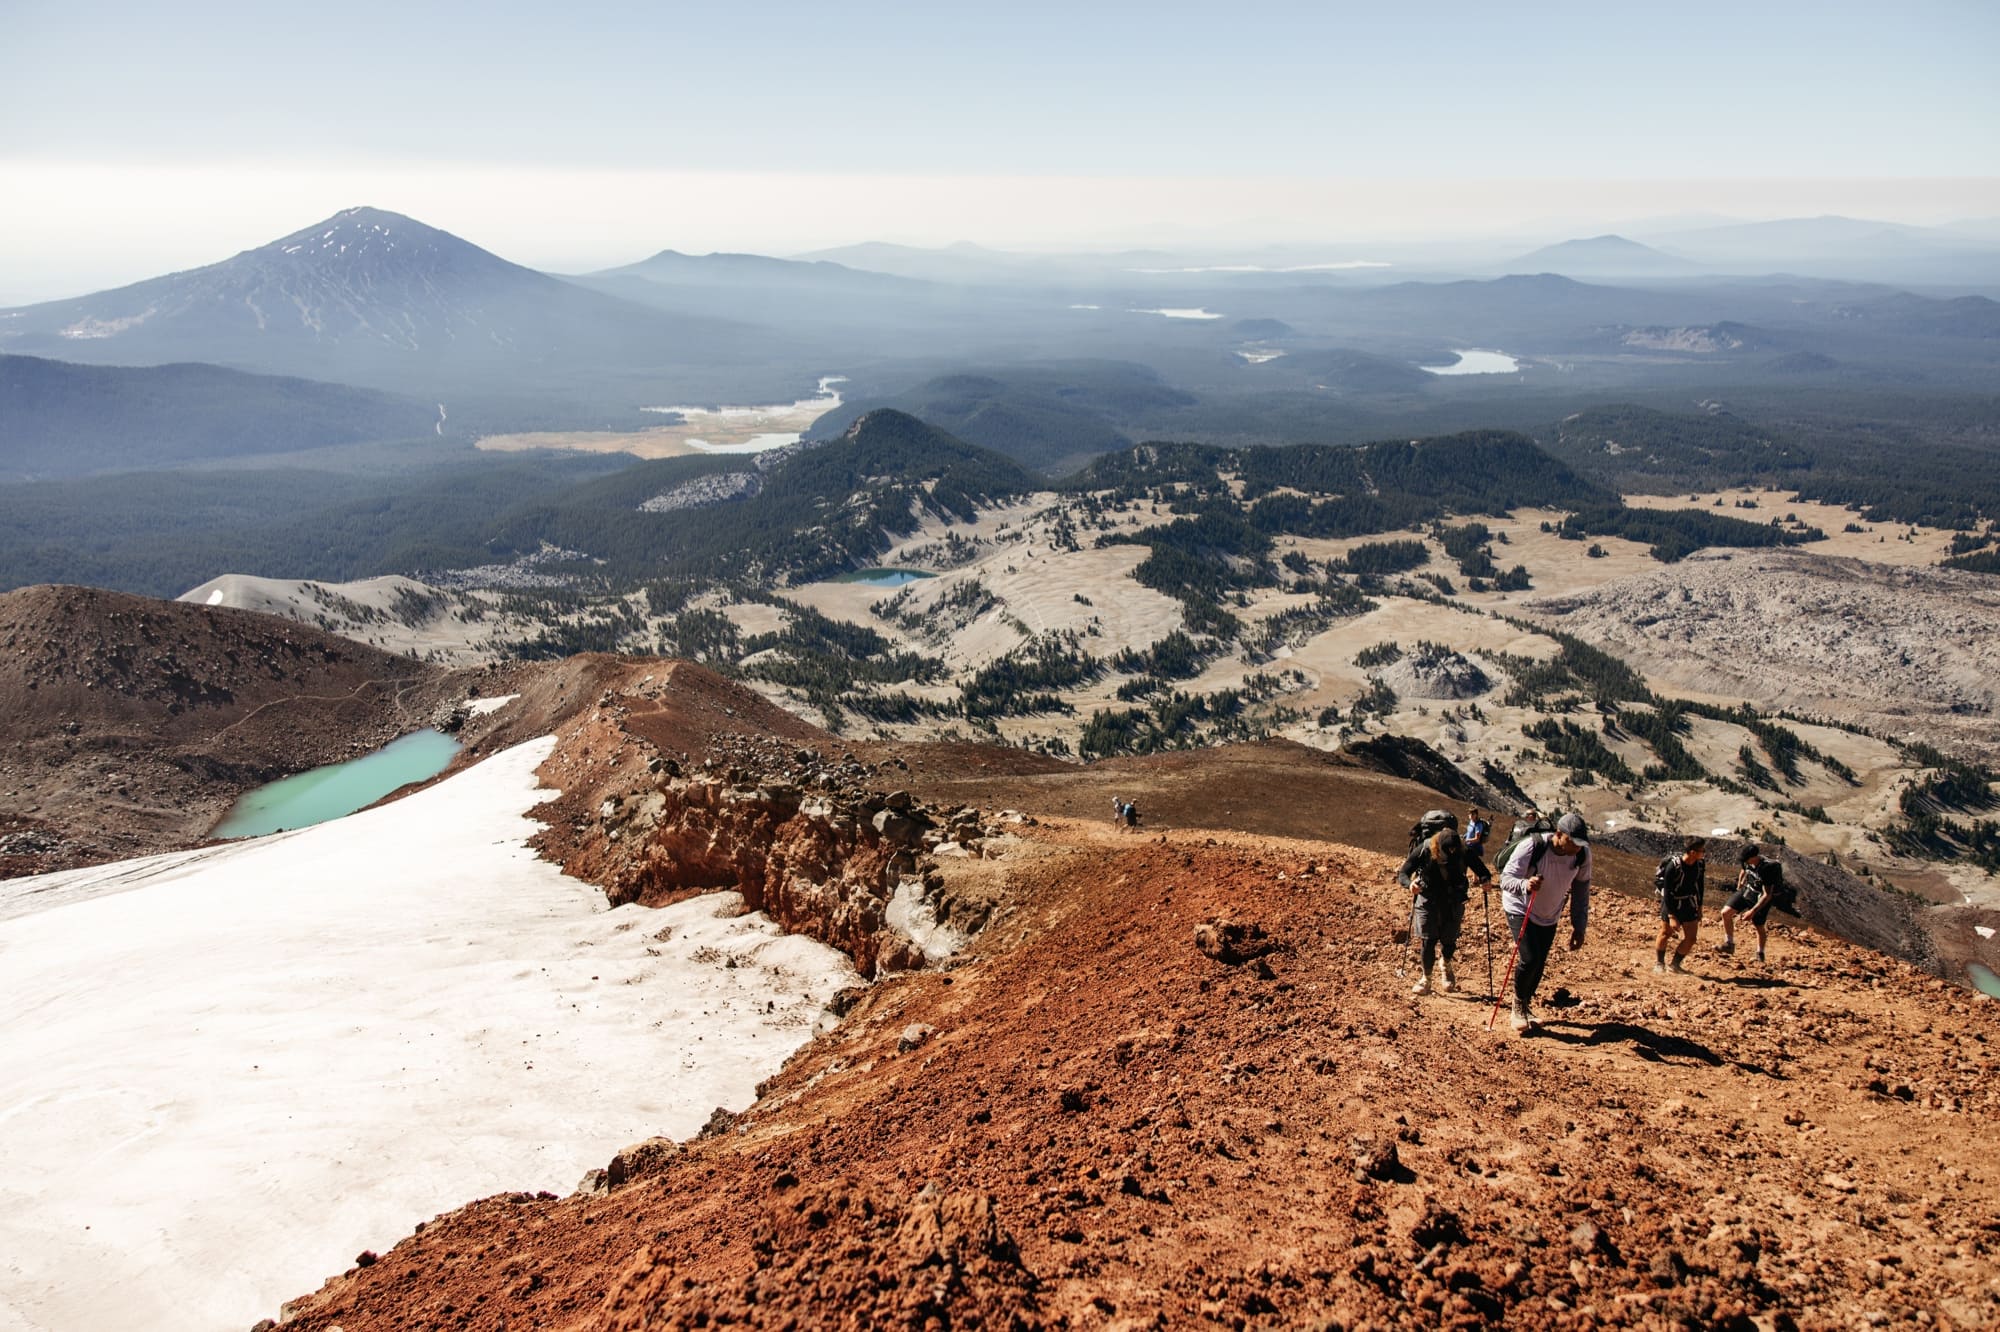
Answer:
278 674 2000 1331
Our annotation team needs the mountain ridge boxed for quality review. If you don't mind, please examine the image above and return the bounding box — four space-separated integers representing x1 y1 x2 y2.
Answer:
0 207 788 400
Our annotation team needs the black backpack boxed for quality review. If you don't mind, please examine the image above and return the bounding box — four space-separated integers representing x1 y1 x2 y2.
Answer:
1407 809 1457 849
1495 815 1553 875
1654 855 1681 899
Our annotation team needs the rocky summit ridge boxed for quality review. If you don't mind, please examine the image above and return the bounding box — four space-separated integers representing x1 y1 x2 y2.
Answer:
273 656 2000 1331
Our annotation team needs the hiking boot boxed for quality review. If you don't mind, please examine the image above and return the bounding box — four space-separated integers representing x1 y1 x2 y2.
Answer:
1652 959 1668 975
1755 950 1767 964
1441 961 1458 993
1669 956 1689 974
1717 940 1736 956
1509 1000 1533 1034
1411 971 1433 996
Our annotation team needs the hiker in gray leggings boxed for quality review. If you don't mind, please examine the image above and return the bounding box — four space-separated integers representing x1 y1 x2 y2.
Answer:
1397 826 1492 995
1498 812 1593 1034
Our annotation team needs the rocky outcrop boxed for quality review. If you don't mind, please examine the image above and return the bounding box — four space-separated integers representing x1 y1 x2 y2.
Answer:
1377 642 1491 700
530 681 1012 977
1336 732 1511 811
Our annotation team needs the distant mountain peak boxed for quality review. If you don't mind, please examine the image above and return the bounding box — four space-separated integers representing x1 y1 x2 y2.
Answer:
1506 234 1690 276
0 207 756 396
250 207 521 279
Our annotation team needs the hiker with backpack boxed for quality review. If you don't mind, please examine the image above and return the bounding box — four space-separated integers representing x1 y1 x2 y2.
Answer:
1652 836 1708 974
1719 844 1777 962
1464 808 1491 856
1495 812 1592 1035
1395 811 1493 996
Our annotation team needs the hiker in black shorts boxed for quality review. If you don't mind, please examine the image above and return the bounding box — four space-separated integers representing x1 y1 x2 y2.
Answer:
1718 844 1775 962
1652 836 1707 974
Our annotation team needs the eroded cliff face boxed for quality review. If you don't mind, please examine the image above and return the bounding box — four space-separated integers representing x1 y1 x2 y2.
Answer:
525 669 1014 977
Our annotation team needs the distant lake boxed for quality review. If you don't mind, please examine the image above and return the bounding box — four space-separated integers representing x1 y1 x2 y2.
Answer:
1422 349 1520 375
1128 307 1224 320
639 375 846 453
834 568 936 588
213 731 461 838
1970 962 2000 999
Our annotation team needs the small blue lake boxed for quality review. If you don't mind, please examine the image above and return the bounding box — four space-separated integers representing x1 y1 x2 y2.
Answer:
1969 962 2000 1000
835 568 936 588
212 730 462 838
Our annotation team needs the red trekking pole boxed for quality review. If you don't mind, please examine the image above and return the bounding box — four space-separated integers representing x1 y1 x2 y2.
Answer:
1486 879 1541 1031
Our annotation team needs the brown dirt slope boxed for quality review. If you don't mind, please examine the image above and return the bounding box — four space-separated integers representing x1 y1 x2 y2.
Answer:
283 779 2000 1329
0 584 465 872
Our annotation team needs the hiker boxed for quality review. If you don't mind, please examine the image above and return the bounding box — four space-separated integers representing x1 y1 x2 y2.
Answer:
1464 807 1491 856
1652 836 1708 974
1495 806 1551 869
1719 845 1776 962
1397 823 1492 995
1497 812 1591 1034
1124 799 1141 829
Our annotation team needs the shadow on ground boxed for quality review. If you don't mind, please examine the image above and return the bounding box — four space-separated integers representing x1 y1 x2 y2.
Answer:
1536 1020 1725 1067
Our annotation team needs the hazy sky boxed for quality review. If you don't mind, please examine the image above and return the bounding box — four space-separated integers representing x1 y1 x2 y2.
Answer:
3 0 1997 301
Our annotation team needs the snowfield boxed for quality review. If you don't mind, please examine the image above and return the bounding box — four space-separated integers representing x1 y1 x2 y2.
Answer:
0 738 857 1332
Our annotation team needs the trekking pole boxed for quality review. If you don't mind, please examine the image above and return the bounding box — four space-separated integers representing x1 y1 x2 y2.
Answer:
1485 881 1541 1031
1394 890 1419 978
1483 886 1495 1001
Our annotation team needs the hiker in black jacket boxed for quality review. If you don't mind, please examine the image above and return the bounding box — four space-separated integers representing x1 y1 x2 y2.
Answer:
1719 845 1776 962
1652 836 1708 974
1397 826 1493 995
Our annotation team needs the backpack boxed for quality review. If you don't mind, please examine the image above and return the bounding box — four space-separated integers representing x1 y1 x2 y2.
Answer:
1761 859 1798 915
1655 853 1701 906
1407 809 1457 849
1495 815 1552 874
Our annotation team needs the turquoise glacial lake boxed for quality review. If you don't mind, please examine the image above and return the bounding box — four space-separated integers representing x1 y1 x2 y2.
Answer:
835 568 936 588
213 730 462 838
1969 962 2000 1000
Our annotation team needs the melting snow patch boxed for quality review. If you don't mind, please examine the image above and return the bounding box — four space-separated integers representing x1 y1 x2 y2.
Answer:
204 589 226 606
1977 925 1996 940
463 693 518 716
0 738 857 1332
886 877 966 965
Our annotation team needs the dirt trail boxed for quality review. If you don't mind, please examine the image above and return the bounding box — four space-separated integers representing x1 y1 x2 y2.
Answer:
283 797 2000 1328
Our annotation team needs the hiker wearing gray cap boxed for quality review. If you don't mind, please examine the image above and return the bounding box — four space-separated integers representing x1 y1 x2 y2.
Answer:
1496 812 1593 1035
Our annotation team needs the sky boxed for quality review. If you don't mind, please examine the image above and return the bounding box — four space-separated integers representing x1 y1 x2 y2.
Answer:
2 0 1997 302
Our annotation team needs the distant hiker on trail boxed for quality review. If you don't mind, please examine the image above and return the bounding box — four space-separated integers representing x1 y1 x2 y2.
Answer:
1464 808 1491 856
1397 822 1492 995
1653 836 1708 974
1719 845 1776 962
1124 799 1141 829
1110 797 1140 830
1495 806 1551 870
1496 812 1592 1035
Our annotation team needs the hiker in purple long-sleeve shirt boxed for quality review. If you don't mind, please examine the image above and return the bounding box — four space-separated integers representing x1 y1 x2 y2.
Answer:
1498 812 1592 1035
